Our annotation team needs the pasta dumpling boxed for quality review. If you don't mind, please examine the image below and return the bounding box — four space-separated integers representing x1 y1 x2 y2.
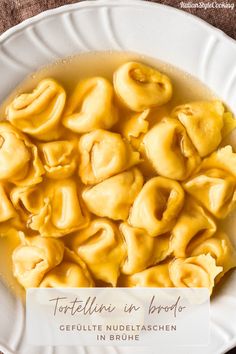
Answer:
79 129 141 184
183 146 236 218
119 263 173 287
0 184 23 233
120 223 171 275
0 122 44 186
38 140 77 179
6 79 66 141
63 77 117 133
129 177 184 236
40 248 94 288
11 179 89 237
171 198 216 257
82 168 143 220
172 101 225 157
67 218 125 286
114 62 172 111
143 118 200 180
190 231 236 282
169 254 222 294
117 109 150 142
12 234 64 289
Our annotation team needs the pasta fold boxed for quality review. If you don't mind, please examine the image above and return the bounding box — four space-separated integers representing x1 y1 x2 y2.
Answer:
129 177 184 236
67 218 125 286
114 62 172 111
7 79 66 141
40 248 94 288
169 254 222 294
172 101 225 157
143 118 200 180
63 77 117 133
79 129 140 184
120 223 171 275
0 122 44 186
12 234 64 289
82 168 143 220
171 198 216 257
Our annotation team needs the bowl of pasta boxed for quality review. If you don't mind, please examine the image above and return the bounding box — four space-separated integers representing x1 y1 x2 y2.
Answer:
0 1 236 354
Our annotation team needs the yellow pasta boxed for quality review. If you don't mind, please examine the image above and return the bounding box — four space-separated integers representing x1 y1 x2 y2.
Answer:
119 263 173 287
79 129 140 184
11 179 89 237
129 176 185 236
120 222 171 275
171 198 216 257
0 122 44 186
38 140 77 179
7 79 66 141
169 254 222 294
183 146 236 218
63 77 117 133
172 100 225 157
114 62 172 111
82 168 143 220
143 118 201 180
190 231 236 282
67 218 125 286
12 234 64 289
40 248 94 288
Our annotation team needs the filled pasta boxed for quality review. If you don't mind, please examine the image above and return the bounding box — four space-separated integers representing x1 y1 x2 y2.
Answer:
12 234 64 289
143 118 200 180
11 179 90 237
120 222 171 275
172 100 225 157
6 79 66 141
66 218 125 286
171 198 216 257
79 129 140 184
129 176 185 236
190 231 236 282
0 122 44 186
38 140 77 179
183 146 236 218
63 77 117 133
40 248 94 288
113 62 172 111
169 254 222 294
119 263 173 287
82 168 143 220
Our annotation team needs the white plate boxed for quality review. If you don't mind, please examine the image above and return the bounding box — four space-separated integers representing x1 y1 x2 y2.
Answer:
0 1 236 354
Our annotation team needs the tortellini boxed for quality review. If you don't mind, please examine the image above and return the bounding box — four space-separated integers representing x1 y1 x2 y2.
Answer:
66 218 125 286
79 129 141 184
11 179 90 237
0 61 235 295
172 100 225 157
0 122 44 186
143 118 200 180
190 231 236 282
63 77 117 133
129 177 185 236
183 146 236 218
114 62 172 111
82 168 143 220
38 140 77 179
12 234 64 289
120 223 171 275
119 263 173 287
169 254 222 294
7 79 66 141
40 248 94 288
171 198 216 257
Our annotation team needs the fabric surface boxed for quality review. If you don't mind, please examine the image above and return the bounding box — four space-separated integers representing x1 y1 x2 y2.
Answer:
0 0 235 39
0 1 235 354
